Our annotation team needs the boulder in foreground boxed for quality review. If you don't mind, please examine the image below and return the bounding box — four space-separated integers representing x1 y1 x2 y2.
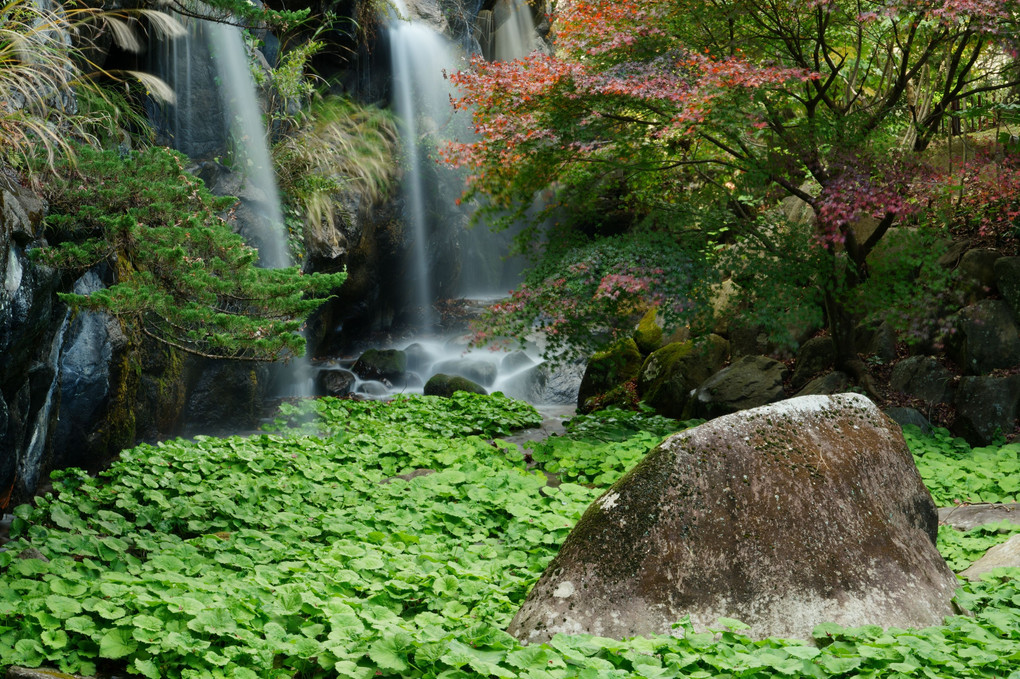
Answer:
508 394 958 642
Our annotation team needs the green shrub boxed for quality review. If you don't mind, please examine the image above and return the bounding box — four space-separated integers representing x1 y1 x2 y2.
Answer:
34 145 345 360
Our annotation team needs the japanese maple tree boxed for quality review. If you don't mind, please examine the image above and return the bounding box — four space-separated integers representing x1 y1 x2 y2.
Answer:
446 0 1020 387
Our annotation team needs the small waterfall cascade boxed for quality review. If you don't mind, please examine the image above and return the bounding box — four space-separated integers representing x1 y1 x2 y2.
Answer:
386 0 462 332
477 0 538 61
152 14 289 269
493 0 537 59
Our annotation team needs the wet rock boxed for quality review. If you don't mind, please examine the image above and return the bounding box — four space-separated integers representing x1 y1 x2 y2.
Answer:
352 348 407 382
790 336 834 390
404 342 434 373
691 355 788 419
949 300 1020 375
508 394 957 643
961 535 1020 581
16 547 48 562
424 373 487 396
953 375 1020 446
433 357 498 387
577 338 643 413
315 369 356 397
357 380 391 397
504 359 585 405
52 272 117 470
500 350 534 373
889 356 955 404
637 336 729 419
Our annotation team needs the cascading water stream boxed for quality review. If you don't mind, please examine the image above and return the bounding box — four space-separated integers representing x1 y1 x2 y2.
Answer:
387 0 461 332
492 0 537 60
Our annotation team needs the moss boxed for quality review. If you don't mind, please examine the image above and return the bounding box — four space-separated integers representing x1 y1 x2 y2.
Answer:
632 308 663 354
424 373 487 397
637 335 729 418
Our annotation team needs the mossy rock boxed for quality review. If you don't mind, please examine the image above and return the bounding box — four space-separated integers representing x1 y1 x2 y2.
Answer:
632 308 663 354
637 335 729 418
582 379 640 413
352 349 407 382
577 338 644 412
424 373 488 397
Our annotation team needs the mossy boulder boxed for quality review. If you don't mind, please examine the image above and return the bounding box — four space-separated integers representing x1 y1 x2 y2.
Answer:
352 348 407 382
577 338 644 413
508 394 958 643
637 335 729 419
632 309 663 354
424 373 488 397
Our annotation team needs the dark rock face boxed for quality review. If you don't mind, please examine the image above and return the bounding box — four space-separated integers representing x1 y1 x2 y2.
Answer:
957 247 1001 302
889 356 955 404
51 272 120 470
424 373 487 397
952 375 1020 446
637 336 729 418
794 371 849 397
884 407 933 435
0 177 60 506
508 394 957 643
691 355 788 419
949 300 1020 375
182 359 268 436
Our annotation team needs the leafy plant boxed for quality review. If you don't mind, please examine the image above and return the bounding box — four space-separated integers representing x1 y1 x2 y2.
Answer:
33 145 346 360
904 425 1020 505
1 400 1018 678
471 230 711 362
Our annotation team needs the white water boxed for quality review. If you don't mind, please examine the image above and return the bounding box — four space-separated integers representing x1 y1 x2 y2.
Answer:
208 21 290 269
492 0 537 59
387 0 461 331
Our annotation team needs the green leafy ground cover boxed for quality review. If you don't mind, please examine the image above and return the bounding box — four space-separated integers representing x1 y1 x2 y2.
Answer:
1 396 1018 678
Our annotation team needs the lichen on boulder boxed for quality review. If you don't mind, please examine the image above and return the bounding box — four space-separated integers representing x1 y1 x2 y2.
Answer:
508 393 958 643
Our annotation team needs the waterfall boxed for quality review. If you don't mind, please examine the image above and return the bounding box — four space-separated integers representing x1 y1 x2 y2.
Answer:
152 14 289 270
492 0 537 60
387 0 461 332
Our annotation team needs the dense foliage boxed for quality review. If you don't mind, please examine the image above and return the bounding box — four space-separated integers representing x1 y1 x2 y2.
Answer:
1 395 1017 678
448 0 1020 380
34 145 346 360
472 232 711 360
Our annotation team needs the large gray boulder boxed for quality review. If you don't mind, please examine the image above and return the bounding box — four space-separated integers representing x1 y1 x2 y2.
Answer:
433 357 498 388
690 355 788 419
508 394 957 643
790 336 834 389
